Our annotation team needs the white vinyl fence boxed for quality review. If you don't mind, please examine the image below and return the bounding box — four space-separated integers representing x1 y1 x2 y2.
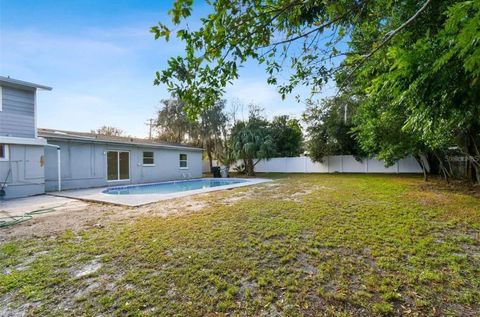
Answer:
203 155 423 174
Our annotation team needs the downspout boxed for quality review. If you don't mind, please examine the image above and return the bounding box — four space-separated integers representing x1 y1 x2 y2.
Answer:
45 143 61 191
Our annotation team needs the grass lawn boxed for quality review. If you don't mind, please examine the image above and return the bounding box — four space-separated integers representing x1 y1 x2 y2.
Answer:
1 174 479 316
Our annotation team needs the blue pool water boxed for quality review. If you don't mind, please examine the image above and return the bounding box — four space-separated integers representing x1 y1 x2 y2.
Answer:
103 178 247 195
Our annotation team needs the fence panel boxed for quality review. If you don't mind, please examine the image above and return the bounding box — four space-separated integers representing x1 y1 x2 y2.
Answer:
285 157 306 173
203 155 423 174
342 156 366 173
305 158 328 173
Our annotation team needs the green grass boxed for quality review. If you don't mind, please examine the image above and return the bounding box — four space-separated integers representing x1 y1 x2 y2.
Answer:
1 174 479 316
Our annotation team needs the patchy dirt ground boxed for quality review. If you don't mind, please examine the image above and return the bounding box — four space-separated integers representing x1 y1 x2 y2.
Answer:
2 175 476 241
1 174 479 316
1 180 294 241
0 194 211 241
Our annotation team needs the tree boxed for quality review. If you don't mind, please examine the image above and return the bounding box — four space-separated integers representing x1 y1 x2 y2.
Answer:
231 106 275 176
155 99 198 144
151 0 369 115
303 96 363 162
269 115 303 157
152 0 480 182
343 0 480 181
155 98 229 168
215 137 237 170
198 100 228 168
92 126 124 136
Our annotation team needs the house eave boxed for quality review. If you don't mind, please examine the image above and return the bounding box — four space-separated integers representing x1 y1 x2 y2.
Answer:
0 76 52 91
0 136 48 146
41 135 204 151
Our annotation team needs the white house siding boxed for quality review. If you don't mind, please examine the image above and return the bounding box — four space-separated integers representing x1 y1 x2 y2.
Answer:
0 86 36 138
0 144 45 199
44 139 203 191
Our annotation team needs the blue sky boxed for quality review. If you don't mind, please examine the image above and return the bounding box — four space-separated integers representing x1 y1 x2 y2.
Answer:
0 0 335 137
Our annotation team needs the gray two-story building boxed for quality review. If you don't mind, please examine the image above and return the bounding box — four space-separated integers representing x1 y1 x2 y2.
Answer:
0 77 50 199
0 76 203 199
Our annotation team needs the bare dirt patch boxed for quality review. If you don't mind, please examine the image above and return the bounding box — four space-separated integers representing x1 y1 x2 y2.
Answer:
0 194 212 241
74 259 102 279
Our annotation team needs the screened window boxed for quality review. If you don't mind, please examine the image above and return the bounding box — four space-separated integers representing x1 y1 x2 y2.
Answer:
179 153 188 168
143 151 154 165
0 144 8 161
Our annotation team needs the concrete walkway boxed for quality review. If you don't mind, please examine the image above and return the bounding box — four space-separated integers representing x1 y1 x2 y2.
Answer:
0 195 88 217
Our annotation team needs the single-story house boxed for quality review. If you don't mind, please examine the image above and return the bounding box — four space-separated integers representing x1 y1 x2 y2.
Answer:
0 76 203 199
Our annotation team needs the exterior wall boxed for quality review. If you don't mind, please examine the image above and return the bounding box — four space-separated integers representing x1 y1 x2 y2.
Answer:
44 139 203 191
0 144 45 199
0 86 36 138
203 155 424 174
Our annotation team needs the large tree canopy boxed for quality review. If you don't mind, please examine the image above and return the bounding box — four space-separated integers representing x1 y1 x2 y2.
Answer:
152 0 433 114
346 0 480 180
155 98 228 168
155 99 197 143
269 115 303 157
153 0 480 181
198 100 228 168
303 95 364 162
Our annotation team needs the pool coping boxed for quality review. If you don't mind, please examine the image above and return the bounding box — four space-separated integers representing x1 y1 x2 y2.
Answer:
48 178 272 207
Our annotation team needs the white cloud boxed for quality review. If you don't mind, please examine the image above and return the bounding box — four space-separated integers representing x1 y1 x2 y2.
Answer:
0 23 333 138
0 26 175 137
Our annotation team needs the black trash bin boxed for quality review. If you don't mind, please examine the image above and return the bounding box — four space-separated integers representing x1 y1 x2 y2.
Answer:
211 166 221 178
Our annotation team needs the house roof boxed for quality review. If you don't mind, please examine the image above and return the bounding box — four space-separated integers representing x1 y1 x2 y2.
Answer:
38 128 203 151
0 76 52 91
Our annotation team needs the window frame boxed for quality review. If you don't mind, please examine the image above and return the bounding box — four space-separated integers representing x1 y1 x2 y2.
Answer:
179 153 188 169
0 144 9 161
106 150 130 182
142 151 155 166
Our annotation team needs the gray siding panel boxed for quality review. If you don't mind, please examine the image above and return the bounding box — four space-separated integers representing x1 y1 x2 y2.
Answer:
0 86 35 138
44 140 203 191
0 144 45 199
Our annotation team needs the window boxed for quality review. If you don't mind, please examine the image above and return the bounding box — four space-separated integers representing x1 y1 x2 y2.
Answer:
0 144 8 161
0 86 3 111
179 153 188 169
143 151 155 165
107 151 130 181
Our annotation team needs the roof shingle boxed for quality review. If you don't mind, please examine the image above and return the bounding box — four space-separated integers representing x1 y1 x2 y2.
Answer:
38 128 203 151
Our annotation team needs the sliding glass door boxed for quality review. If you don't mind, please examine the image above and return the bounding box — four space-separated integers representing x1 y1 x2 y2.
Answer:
107 151 130 181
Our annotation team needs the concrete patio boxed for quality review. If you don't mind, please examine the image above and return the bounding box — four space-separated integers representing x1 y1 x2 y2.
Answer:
0 195 88 218
48 178 272 207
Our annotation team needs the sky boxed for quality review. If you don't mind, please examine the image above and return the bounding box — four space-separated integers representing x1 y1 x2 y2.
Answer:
0 0 335 137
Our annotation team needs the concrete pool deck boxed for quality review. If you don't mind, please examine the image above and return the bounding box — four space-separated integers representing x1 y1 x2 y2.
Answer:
49 178 272 206
0 195 88 218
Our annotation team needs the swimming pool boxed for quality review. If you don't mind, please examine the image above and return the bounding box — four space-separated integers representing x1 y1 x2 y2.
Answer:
103 178 248 195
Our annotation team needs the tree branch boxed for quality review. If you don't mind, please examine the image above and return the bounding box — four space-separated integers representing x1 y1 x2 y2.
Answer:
253 158 262 166
340 0 432 90
258 13 348 49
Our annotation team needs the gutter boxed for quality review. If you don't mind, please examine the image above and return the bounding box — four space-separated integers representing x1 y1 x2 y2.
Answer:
40 135 204 151
45 143 61 191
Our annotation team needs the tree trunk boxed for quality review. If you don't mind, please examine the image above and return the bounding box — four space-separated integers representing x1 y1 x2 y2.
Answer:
425 152 440 176
207 143 213 169
245 158 255 176
438 157 450 183
414 155 428 181
466 134 480 183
